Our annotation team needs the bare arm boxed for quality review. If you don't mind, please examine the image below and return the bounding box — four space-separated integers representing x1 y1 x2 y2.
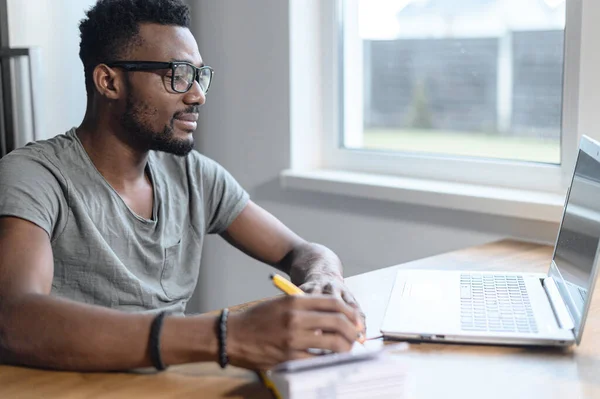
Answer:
0 216 219 371
0 213 361 371
221 201 344 282
221 201 365 329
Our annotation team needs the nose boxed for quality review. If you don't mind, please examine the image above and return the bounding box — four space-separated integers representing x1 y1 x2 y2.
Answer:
183 80 206 106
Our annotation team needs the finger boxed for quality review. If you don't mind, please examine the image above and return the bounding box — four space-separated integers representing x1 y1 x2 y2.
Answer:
292 310 359 344
322 283 345 300
341 290 365 315
287 350 315 361
258 350 314 370
293 331 354 353
340 291 366 335
322 282 334 295
340 290 365 321
293 296 359 326
301 283 321 295
340 289 359 309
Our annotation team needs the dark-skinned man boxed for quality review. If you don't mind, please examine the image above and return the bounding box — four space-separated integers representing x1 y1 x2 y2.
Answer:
0 0 365 372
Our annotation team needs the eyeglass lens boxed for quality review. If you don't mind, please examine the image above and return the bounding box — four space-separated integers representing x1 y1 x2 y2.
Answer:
172 64 211 94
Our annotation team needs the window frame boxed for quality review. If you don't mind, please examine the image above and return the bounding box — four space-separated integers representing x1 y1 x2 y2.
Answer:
318 0 583 195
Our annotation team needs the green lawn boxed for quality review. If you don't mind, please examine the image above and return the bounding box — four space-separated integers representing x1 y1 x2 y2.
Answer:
359 129 561 164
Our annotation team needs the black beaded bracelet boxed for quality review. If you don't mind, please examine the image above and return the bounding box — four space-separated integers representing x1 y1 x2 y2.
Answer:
217 308 229 368
149 311 168 371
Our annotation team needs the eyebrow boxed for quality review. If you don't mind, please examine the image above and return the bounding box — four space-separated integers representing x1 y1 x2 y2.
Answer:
170 58 204 67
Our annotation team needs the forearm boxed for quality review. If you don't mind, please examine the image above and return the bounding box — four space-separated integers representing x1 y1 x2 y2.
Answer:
283 242 344 285
0 294 218 371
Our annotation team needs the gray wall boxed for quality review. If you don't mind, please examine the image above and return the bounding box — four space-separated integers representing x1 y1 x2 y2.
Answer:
186 0 559 313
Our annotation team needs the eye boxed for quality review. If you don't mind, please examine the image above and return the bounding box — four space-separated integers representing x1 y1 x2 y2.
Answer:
166 75 183 81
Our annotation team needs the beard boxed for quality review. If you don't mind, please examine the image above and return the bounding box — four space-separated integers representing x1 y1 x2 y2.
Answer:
119 92 197 157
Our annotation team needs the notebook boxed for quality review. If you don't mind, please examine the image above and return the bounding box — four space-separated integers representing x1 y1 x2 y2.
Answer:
271 340 384 372
260 342 409 399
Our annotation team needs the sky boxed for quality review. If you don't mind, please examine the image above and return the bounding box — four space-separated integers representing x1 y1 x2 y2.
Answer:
358 0 567 39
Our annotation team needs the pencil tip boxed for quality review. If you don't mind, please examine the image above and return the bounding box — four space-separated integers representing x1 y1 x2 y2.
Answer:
269 273 275 280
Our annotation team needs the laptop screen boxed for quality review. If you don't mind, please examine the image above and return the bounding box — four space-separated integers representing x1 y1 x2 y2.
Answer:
550 145 600 342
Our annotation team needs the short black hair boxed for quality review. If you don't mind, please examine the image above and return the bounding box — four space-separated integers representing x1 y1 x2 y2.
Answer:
79 0 191 96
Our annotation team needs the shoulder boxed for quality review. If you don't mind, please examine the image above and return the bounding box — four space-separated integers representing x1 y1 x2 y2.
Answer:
0 130 77 184
1 129 77 166
0 131 75 238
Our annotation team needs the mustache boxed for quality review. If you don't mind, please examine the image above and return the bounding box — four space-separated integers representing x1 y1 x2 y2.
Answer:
173 105 200 119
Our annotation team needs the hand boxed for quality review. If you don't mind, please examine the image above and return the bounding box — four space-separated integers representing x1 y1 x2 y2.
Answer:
226 295 360 370
299 275 366 336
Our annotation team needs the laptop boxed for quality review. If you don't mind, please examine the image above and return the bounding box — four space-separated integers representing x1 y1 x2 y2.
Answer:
380 135 600 346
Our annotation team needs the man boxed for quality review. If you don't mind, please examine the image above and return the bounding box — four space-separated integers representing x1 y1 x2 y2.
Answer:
0 0 365 372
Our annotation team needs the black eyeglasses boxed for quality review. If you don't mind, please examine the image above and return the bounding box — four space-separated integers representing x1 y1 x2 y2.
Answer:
106 61 214 94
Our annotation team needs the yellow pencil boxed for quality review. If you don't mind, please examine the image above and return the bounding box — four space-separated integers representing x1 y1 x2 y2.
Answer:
256 370 283 399
270 273 305 296
269 273 366 344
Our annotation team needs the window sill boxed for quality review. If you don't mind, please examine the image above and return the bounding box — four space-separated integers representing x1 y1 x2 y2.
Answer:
280 169 565 223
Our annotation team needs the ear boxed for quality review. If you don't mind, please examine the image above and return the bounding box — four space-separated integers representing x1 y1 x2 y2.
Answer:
92 64 124 100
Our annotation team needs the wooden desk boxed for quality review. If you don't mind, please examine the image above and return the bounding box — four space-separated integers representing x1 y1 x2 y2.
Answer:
1 239 598 398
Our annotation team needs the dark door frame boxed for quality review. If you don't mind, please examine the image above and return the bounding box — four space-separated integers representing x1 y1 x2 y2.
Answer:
0 0 14 156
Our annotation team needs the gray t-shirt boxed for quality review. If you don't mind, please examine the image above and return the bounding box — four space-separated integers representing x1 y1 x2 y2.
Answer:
0 128 249 315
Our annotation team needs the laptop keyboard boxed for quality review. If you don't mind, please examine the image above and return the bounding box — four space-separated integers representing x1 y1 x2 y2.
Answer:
460 273 538 334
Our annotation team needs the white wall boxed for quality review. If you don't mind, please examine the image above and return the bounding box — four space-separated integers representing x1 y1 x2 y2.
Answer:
7 0 95 140
186 0 560 314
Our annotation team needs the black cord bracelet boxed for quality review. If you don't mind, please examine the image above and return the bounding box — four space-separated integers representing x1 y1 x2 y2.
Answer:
217 308 229 368
149 311 168 371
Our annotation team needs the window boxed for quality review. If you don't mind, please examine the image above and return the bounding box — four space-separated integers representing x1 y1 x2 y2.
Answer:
317 0 585 193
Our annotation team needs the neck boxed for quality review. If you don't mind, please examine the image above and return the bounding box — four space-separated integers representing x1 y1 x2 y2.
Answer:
77 111 149 191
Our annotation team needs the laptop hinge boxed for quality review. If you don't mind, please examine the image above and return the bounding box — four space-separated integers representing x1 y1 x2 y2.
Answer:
542 276 575 330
